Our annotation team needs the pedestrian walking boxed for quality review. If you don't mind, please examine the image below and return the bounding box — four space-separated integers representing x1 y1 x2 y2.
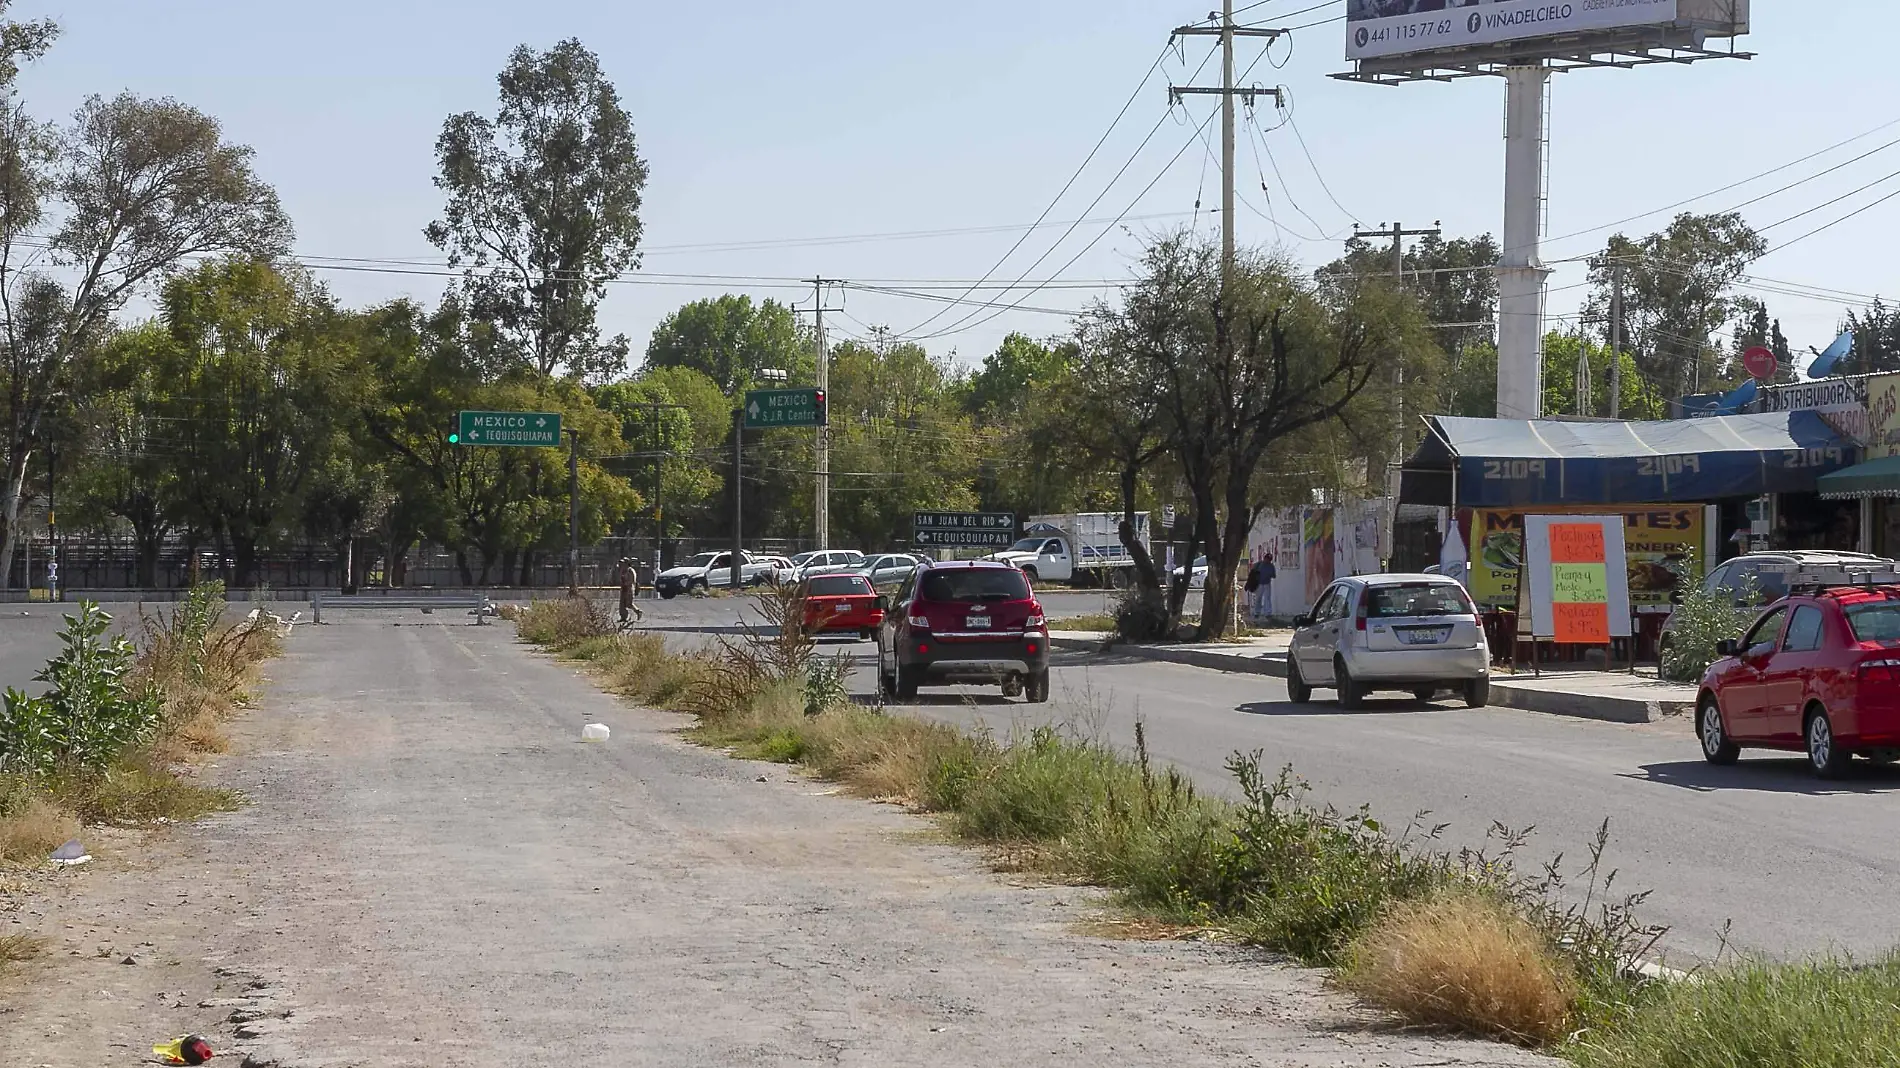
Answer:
1245 555 1277 622
616 557 642 626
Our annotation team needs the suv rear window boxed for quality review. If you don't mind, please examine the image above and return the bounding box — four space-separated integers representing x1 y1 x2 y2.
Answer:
1846 603 1900 643
1366 583 1473 618
807 575 871 596
919 568 1031 603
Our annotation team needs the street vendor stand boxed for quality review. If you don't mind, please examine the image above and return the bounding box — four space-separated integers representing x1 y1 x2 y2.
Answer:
1401 411 1856 666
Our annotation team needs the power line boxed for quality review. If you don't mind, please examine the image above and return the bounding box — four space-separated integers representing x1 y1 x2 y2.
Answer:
893 43 1224 342
895 39 1179 338
1771 183 1900 256
1546 116 1900 246
1755 166 1900 233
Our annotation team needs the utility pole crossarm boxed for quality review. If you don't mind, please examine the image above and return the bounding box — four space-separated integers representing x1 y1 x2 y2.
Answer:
1168 86 1283 105
1172 26 1286 38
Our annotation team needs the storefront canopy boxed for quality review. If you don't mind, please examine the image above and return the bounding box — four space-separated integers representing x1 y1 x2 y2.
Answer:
1401 411 1855 508
1817 455 1900 500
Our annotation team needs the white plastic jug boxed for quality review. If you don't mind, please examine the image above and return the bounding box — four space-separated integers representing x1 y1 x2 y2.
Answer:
582 723 611 742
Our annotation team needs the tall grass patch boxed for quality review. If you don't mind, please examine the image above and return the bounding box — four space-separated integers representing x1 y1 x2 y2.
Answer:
1570 955 1900 1068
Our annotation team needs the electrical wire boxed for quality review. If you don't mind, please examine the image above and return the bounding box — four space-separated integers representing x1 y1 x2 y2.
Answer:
1770 183 1900 256
1278 90 1359 226
1754 166 1900 233
1546 117 1900 246
891 43 1222 342
895 38 1180 338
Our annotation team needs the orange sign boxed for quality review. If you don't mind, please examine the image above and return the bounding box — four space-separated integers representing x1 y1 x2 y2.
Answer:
1548 523 1610 644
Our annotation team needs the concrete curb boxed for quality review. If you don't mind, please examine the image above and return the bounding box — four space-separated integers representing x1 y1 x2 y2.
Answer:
1049 635 1692 725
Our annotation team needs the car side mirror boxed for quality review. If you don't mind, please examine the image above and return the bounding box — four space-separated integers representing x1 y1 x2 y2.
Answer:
876 595 890 612
1294 612 1312 627
1717 638 1740 657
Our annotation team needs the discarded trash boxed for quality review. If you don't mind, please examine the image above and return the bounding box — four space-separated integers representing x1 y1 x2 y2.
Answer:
154 1034 215 1065
49 839 90 867
582 723 611 742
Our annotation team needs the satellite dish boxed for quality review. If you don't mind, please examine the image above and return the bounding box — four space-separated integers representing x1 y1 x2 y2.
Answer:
1806 330 1855 379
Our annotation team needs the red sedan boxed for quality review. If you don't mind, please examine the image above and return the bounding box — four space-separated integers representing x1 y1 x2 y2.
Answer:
800 573 884 640
1698 585 1900 778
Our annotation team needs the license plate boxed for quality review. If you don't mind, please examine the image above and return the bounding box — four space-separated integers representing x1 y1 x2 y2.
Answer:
832 603 848 613
965 616 992 629
1401 627 1451 645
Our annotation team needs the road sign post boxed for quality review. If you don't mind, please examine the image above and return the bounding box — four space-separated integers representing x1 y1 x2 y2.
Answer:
912 512 1017 550
743 388 826 430
453 411 563 447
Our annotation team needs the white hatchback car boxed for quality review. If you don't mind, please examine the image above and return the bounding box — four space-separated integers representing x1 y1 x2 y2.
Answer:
1287 574 1491 709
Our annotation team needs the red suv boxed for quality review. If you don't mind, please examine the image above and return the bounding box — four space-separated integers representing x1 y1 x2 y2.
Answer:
878 560 1051 702
1698 584 1900 777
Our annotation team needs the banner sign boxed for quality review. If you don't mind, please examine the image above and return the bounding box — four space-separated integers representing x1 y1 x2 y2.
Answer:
1527 517 1631 643
1469 506 1702 613
1347 0 1678 61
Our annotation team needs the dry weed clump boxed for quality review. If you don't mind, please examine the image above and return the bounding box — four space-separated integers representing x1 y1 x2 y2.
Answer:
1342 891 1576 1046
0 790 79 864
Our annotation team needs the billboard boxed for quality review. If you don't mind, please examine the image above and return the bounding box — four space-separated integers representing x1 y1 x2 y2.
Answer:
1346 0 1744 64
1467 505 1706 613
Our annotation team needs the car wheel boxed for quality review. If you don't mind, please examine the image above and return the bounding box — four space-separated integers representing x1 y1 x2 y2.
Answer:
1026 669 1051 704
1335 657 1365 711
897 666 922 701
659 588 677 601
1286 656 1312 704
859 628 874 642
1463 677 1490 709
1411 687 1437 704
1806 707 1852 779
1697 695 1740 766
1865 749 1900 765
1023 566 1040 583
1002 675 1025 698
880 662 898 700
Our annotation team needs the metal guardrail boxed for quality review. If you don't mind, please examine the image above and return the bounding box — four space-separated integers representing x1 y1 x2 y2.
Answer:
311 592 495 625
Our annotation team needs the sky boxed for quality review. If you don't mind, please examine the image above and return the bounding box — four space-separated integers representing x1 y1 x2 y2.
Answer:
8 0 1895 379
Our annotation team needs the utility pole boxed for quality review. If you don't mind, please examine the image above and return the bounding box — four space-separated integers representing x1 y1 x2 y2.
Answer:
1354 221 1440 568
806 278 841 551
1608 265 1623 419
1170 9 1286 293
45 443 57 603
730 408 744 591
566 428 580 596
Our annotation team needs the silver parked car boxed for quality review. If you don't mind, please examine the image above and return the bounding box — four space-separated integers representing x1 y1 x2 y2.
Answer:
1287 574 1491 709
1658 550 1896 649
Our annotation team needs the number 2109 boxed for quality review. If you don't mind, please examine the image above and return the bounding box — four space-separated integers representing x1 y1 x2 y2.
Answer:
1482 460 1546 480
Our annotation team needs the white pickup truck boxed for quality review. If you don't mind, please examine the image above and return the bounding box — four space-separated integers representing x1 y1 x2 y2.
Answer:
985 513 1151 587
655 551 775 598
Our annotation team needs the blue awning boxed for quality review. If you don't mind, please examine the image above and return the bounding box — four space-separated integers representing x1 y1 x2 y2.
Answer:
1401 411 1856 508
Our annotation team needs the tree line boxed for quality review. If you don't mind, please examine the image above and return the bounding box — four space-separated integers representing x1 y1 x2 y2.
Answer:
0 6 1865 629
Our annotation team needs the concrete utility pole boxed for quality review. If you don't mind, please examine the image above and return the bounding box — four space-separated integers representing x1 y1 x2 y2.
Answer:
1354 221 1440 569
1608 265 1624 418
730 408 744 591
566 427 580 596
807 278 840 551
1170 9 1285 294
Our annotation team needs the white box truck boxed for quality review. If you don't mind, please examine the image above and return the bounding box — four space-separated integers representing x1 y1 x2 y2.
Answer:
986 513 1151 587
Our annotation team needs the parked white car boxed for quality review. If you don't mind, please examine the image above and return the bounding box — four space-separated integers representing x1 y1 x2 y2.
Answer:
857 553 925 586
1170 556 1208 590
655 551 774 598
775 549 868 584
1286 574 1490 709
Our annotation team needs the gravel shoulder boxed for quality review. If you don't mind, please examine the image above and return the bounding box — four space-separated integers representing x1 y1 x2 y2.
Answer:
2 616 1551 1067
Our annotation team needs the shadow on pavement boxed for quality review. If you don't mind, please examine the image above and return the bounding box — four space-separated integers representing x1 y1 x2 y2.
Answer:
1627 758 1900 795
1236 697 1440 718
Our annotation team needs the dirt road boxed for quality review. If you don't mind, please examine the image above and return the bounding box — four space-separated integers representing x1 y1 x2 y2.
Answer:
2 616 1548 1066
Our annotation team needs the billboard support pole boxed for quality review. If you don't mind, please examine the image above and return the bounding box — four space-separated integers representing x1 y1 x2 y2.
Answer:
1498 64 1551 420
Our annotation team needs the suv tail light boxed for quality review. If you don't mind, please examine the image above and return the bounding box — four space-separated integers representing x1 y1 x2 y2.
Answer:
1025 611 1046 630
908 613 930 630
1860 658 1900 684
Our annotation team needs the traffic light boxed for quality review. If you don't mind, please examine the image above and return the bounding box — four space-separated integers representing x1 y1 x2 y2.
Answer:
448 432 460 444
815 389 827 426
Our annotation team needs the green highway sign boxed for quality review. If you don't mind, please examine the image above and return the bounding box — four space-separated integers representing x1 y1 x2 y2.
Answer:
743 388 826 429
454 410 562 447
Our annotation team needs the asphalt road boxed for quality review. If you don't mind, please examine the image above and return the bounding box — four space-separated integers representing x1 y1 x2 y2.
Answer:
817 641 1900 966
